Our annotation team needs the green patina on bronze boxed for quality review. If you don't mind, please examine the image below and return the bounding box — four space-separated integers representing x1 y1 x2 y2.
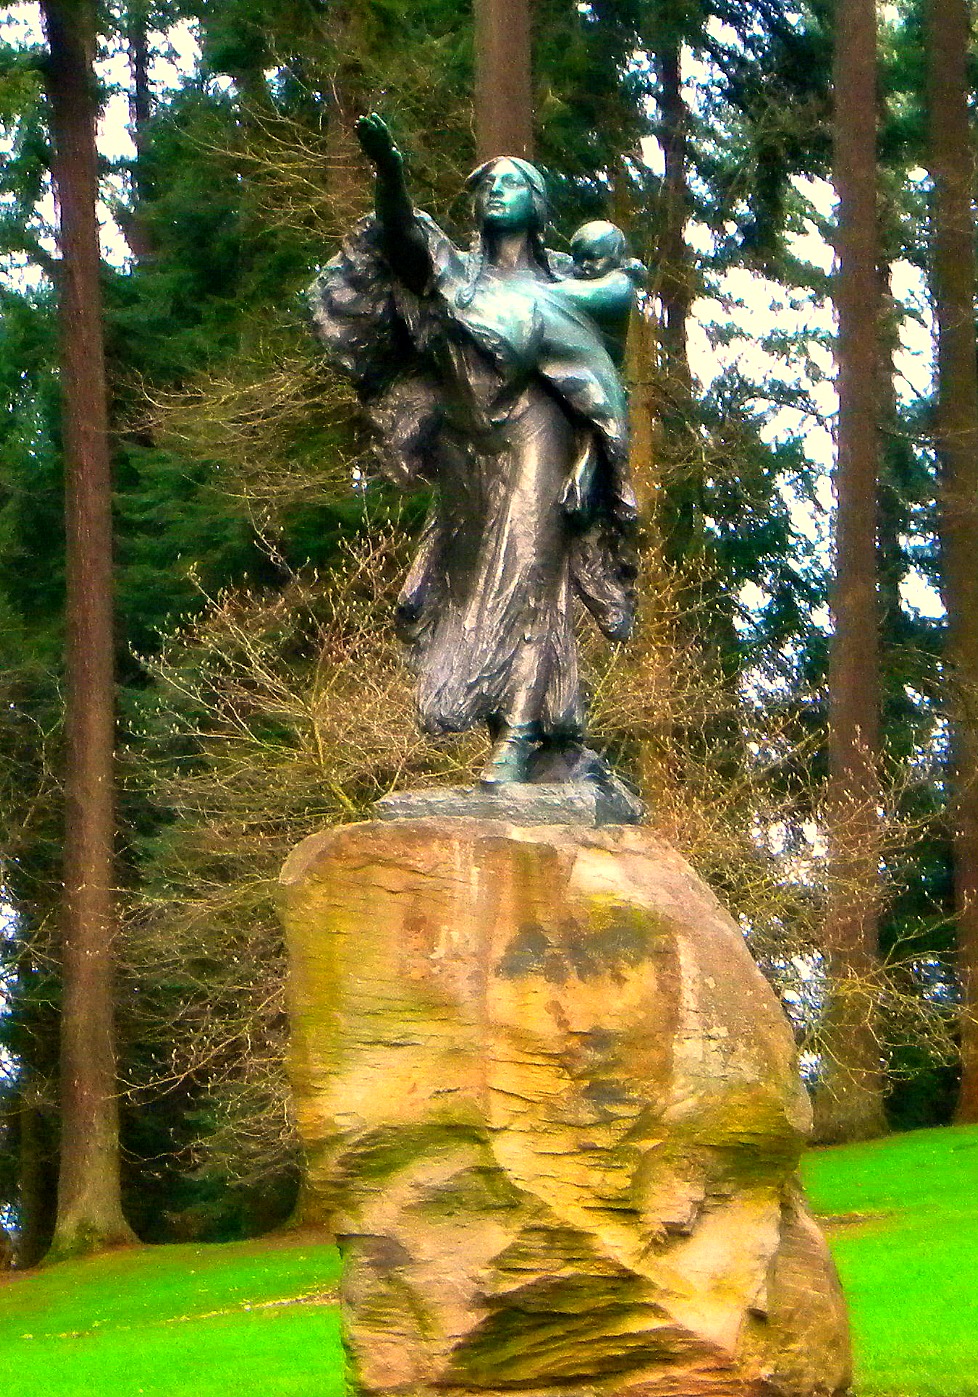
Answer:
309 115 645 788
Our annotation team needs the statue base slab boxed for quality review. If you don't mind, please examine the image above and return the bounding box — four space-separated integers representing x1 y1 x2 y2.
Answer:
374 776 644 826
280 819 851 1397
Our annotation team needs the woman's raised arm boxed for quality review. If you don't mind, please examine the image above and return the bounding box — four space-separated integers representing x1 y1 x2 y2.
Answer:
355 114 432 294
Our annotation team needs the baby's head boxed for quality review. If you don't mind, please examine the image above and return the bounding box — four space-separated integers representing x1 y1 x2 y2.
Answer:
570 220 629 278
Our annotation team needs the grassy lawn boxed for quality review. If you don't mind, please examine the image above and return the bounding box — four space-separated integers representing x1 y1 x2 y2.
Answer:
803 1122 978 1396
3 1125 976 1395
0 1236 344 1396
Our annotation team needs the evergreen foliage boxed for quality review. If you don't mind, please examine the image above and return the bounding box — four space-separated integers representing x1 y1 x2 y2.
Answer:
0 0 971 1249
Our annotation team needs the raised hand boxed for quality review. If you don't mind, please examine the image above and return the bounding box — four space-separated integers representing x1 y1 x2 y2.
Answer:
355 112 429 293
355 113 402 173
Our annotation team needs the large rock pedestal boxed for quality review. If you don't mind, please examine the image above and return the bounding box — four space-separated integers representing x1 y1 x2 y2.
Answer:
280 819 850 1397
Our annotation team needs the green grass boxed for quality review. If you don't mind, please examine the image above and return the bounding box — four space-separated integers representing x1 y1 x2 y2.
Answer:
803 1122 978 1396
0 1236 344 1396
3 1126 976 1395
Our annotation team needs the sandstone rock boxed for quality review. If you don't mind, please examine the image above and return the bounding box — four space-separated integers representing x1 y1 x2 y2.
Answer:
280 819 851 1397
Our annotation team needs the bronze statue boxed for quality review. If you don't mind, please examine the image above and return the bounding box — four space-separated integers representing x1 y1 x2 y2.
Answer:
309 115 642 786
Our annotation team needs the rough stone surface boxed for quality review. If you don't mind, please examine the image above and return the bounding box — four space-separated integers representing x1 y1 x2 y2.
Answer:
280 819 851 1397
374 776 644 827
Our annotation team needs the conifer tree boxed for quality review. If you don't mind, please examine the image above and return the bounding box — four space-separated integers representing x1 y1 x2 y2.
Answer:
925 0 978 1123
40 0 135 1257
814 0 887 1142
3 0 964 1232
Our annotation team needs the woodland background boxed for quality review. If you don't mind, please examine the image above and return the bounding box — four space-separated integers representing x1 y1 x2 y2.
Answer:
0 0 975 1266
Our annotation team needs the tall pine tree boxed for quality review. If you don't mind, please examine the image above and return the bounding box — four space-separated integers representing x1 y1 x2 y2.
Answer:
814 0 887 1143
925 0 978 1123
40 0 135 1255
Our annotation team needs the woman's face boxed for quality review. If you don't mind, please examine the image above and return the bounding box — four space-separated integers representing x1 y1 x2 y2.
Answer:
477 160 535 232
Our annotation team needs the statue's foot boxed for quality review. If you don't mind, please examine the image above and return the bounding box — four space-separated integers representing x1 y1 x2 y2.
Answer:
480 728 537 786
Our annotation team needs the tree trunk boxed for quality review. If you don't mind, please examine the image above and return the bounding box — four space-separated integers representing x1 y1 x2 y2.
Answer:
321 7 372 229
41 0 135 1258
652 31 699 570
925 0 978 1123
876 266 905 655
122 0 155 260
656 35 691 391
16 1080 57 1268
813 0 887 1144
473 0 533 161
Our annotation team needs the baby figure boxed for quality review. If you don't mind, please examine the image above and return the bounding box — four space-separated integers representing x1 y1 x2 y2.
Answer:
566 219 645 365
570 219 644 283
554 222 645 539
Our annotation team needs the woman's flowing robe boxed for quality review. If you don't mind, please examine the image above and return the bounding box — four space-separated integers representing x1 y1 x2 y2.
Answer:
308 213 638 739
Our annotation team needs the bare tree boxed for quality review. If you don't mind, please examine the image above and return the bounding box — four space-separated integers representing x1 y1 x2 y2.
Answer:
41 0 135 1257
813 0 887 1143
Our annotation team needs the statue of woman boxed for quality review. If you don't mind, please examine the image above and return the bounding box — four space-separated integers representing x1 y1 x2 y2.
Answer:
309 114 641 786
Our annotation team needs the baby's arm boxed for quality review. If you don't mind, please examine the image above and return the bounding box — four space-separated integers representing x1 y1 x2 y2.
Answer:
557 268 637 321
